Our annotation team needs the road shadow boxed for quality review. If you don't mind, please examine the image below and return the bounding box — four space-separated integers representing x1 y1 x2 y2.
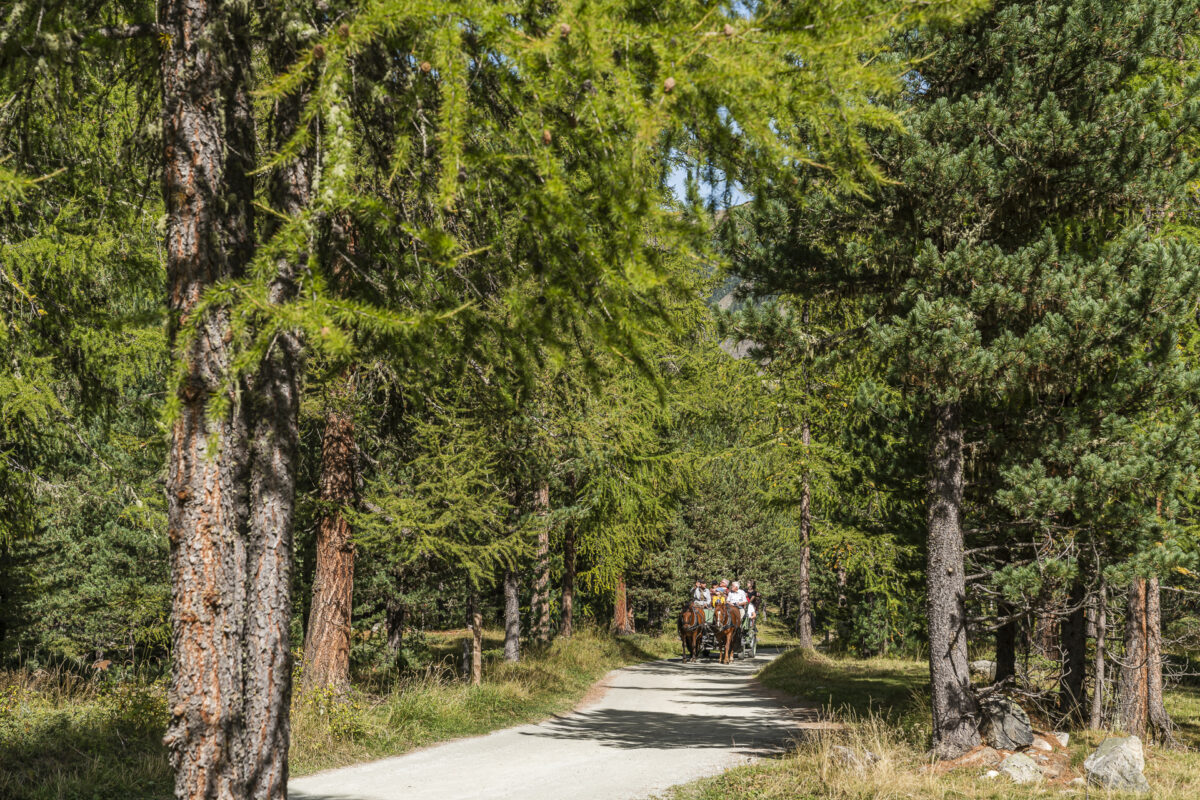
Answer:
519 706 801 754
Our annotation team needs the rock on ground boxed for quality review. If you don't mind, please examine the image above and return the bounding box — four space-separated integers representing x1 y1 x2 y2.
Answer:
830 745 878 771
1084 736 1151 793
980 696 1034 750
999 752 1042 784
969 660 997 682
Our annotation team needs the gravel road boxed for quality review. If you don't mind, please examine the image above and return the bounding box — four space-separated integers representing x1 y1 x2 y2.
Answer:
290 650 820 800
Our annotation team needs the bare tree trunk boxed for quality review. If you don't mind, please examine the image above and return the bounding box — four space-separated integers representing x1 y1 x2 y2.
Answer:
613 575 635 635
243 63 310 799
303 392 357 691
470 591 483 686
159 1 267 796
1090 577 1107 729
995 599 1017 685
386 598 405 655
797 418 814 649
1145 577 1174 744
532 482 551 643
1118 577 1150 737
1058 579 1088 727
925 403 980 759
561 523 575 638
503 569 521 662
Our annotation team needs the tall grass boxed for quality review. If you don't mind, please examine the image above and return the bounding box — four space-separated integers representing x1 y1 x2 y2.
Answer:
0 668 171 800
671 648 1200 800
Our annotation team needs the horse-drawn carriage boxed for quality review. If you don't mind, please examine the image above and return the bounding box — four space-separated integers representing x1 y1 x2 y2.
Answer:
678 602 757 663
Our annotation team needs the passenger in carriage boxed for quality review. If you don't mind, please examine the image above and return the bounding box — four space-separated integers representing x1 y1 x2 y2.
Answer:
744 580 761 622
728 581 748 612
710 580 728 605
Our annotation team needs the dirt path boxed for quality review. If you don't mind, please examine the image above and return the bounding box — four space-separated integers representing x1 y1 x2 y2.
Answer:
290 650 824 800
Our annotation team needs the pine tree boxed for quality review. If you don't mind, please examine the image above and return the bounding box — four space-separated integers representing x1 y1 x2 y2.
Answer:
735 0 1200 756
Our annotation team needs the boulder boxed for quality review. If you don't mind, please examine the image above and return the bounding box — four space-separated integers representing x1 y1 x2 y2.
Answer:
1084 736 1151 793
1030 736 1053 752
953 746 1003 769
1051 731 1070 748
969 660 998 681
999 753 1042 784
980 696 1034 750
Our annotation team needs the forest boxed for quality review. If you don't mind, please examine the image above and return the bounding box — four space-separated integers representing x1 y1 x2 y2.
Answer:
3 1 1200 799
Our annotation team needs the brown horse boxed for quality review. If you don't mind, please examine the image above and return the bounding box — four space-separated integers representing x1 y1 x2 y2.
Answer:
677 602 706 662
712 604 742 664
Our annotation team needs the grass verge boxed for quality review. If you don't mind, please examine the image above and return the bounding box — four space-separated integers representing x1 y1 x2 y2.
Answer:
670 649 1200 800
0 626 678 800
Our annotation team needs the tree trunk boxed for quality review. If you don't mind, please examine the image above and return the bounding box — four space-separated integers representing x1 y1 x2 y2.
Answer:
303 392 357 691
159 1 271 796
532 482 551 643
503 569 521 662
995 598 1017 685
561 522 575 638
1118 577 1149 736
470 591 483 686
386 597 405 655
1144 577 1174 744
925 403 980 759
1090 577 1107 729
612 575 635 635
797 418 814 649
1119 577 1175 743
1057 579 1088 726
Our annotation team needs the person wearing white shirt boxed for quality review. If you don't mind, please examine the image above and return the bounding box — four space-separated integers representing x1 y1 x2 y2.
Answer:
728 581 748 611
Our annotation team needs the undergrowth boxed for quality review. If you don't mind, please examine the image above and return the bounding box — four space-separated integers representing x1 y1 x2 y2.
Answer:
672 648 1200 800
0 625 677 799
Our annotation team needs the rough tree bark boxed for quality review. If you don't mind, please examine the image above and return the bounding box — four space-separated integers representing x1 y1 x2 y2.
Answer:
303 386 357 691
1118 577 1149 736
613 575 635 635
797 417 814 649
1057 579 1088 726
158 1 265 796
469 590 483 686
503 569 521 662
1143 577 1174 744
925 403 980 759
1117 577 1173 743
1090 577 1107 729
531 482 551 643
241 18 311 795
560 522 576 638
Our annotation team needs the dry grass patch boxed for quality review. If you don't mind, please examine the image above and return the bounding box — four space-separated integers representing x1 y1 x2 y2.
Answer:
671 649 1200 800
